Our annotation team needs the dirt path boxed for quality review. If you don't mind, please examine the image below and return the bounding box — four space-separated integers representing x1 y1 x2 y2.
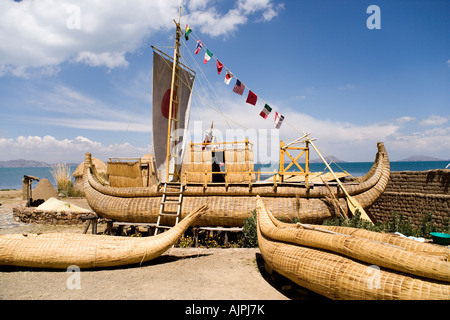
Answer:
0 190 321 300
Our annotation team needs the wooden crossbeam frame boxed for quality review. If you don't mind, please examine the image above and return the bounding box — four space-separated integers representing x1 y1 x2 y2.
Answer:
279 140 310 185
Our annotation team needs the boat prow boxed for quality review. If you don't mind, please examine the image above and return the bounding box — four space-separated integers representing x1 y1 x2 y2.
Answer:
256 196 450 300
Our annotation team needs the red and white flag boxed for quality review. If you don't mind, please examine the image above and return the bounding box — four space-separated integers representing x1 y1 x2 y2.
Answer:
274 112 284 129
224 70 233 85
194 39 203 54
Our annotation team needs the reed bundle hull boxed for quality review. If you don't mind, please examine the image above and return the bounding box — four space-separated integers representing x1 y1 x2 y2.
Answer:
256 197 450 300
83 142 390 227
0 205 208 269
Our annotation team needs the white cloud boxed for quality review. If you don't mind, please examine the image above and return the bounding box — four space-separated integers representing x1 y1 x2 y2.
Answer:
22 85 151 132
0 135 150 163
188 89 403 162
394 116 416 123
189 85 450 161
419 114 449 126
389 127 450 156
0 0 282 77
73 51 129 68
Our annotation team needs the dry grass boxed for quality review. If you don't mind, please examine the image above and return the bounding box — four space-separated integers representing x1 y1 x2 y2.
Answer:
50 163 74 195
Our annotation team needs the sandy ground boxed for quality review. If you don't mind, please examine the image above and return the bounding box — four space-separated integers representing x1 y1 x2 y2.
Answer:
0 190 323 301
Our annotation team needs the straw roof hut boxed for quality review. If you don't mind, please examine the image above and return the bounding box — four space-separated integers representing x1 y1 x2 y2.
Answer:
73 158 107 191
107 154 157 188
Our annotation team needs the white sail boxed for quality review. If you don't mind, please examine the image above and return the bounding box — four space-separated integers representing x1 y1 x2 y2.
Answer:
152 51 195 182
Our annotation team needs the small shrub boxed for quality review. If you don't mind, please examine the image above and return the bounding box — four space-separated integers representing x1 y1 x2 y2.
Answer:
324 210 447 239
177 235 194 248
241 210 258 248
200 234 221 248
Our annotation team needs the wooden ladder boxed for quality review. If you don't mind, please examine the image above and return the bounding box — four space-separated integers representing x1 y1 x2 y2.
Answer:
154 182 184 235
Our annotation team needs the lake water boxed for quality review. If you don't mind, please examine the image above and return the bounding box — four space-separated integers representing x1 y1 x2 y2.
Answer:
0 166 78 190
0 161 448 190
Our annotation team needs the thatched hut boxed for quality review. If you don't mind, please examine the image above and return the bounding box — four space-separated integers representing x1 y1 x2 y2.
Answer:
107 154 157 188
73 157 107 191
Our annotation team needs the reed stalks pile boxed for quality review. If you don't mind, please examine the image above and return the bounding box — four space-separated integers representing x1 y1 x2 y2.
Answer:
50 163 74 195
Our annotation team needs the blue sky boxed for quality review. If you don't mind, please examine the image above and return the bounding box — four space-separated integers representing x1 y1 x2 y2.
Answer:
0 0 449 164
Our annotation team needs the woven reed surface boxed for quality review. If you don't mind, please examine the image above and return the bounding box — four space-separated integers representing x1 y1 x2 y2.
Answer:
0 205 208 269
84 178 338 226
257 197 450 282
108 162 143 187
271 216 450 258
83 142 389 199
256 197 450 300
82 142 389 226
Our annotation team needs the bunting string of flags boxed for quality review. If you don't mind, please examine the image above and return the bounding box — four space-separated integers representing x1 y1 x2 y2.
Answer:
184 25 285 129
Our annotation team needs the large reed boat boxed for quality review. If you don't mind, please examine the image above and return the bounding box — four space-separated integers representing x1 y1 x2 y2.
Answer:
82 9 390 231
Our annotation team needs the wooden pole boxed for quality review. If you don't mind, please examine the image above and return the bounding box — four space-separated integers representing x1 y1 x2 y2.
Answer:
279 140 285 183
306 135 374 223
165 6 182 182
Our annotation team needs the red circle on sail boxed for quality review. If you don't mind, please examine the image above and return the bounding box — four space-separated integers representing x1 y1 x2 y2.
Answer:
161 89 178 119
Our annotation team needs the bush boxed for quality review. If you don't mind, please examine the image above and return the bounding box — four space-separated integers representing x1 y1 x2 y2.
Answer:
177 235 194 248
241 210 258 247
323 210 448 239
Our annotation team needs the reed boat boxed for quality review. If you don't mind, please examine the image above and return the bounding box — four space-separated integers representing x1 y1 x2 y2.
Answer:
0 205 207 269
84 141 389 227
82 8 391 230
256 196 450 300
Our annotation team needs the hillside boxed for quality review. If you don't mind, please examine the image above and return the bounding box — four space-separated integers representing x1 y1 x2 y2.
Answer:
399 155 446 162
0 159 50 168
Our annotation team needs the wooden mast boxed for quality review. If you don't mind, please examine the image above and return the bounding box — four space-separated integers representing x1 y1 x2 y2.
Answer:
165 7 182 182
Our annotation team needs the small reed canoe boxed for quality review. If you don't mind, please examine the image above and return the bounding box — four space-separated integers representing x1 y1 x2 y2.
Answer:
0 204 208 269
256 196 450 300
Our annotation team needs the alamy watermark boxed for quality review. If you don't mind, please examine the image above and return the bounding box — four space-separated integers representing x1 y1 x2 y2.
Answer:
366 265 381 290
169 121 281 166
366 5 381 30
66 265 81 290
66 5 81 30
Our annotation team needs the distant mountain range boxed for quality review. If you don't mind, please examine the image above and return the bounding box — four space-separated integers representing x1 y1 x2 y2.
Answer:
310 155 346 163
0 159 79 168
0 159 50 168
397 155 447 162
1 155 448 168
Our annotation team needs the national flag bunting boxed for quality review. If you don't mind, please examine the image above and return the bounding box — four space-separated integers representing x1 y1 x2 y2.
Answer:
274 112 284 129
204 49 213 64
259 104 272 119
233 79 245 95
216 60 224 75
185 25 192 40
186 31 288 125
195 39 203 54
224 70 233 85
246 90 257 106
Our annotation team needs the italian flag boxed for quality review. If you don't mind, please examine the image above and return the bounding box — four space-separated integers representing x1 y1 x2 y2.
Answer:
259 104 272 119
204 49 213 64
